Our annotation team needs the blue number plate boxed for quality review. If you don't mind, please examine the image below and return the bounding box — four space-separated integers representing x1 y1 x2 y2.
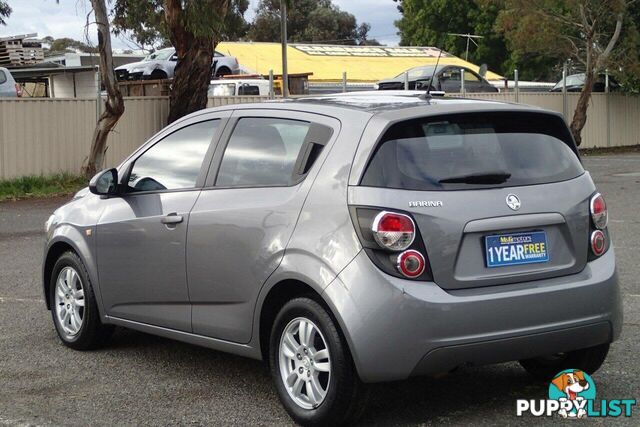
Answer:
485 231 549 268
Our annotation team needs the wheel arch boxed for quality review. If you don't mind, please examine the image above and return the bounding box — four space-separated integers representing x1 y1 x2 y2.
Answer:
256 277 360 381
43 229 102 316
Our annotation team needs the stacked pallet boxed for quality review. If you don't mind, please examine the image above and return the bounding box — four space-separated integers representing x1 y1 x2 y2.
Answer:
0 33 44 66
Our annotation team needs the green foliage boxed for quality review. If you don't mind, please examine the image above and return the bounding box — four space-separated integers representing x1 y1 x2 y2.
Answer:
0 173 86 201
0 0 11 25
497 0 639 87
112 0 249 50
43 36 98 54
394 0 509 75
248 0 378 45
395 0 640 85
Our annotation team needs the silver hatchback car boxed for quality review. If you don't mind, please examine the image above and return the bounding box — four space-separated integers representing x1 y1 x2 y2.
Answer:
43 92 622 425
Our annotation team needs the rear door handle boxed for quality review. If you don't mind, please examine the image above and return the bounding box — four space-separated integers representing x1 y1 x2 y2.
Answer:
161 213 183 225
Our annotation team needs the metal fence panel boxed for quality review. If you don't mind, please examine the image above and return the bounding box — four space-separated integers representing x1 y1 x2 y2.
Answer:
0 93 638 180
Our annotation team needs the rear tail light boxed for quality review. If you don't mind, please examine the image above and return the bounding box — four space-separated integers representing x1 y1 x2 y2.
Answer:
351 207 432 281
591 230 606 256
371 211 415 251
590 193 607 230
397 250 425 278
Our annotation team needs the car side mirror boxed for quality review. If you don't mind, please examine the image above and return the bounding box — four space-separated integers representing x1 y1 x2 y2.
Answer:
170 55 178 61
89 168 119 196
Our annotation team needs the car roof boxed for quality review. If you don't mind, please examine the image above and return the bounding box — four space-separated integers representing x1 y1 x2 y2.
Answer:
195 91 556 124
280 91 546 114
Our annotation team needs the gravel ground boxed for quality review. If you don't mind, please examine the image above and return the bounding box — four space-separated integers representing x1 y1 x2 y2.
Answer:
0 155 638 426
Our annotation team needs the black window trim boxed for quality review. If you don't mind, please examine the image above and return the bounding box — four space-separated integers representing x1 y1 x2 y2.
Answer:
117 112 231 197
202 110 338 190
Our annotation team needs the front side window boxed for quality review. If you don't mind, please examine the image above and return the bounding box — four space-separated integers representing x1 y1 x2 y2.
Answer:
128 120 219 192
361 112 583 191
216 117 311 187
0 70 6 84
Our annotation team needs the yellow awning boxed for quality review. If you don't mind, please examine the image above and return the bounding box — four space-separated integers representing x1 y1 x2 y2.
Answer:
216 42 504 83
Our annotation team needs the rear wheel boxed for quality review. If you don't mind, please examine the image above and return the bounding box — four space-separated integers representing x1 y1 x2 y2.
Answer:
269 297 369 426
50 251 113 350
149 70 167 80
214 66 231 78
519 343 610 380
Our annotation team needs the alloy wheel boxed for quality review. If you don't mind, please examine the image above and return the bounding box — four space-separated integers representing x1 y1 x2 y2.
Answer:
278 317 331 409
54 266 85 337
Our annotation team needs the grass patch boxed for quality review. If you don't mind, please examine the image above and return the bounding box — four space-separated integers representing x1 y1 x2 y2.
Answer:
580 144 640 156
0 173 87 202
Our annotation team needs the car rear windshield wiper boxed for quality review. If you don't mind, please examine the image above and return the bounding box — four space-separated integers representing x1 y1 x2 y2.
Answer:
438 172 512 184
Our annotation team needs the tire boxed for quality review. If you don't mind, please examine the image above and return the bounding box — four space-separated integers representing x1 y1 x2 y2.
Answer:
149 70 167 80
269 297 369 426
519 343 610 381
214 66 231 78
50 251 113 350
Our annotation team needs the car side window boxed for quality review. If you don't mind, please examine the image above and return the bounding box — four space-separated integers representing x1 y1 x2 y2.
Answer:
216 117 311 187
0 70 6 84
128 120 219 192
464 71 481 82
447 70 461 81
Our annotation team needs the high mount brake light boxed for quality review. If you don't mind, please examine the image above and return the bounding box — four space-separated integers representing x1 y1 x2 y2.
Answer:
397 250 426 278
590 193 608 230
591 230 606 256
371 211 415 251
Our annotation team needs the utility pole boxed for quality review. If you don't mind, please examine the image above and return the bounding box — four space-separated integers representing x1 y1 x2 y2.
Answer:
447 33 484 61
280 0 289 98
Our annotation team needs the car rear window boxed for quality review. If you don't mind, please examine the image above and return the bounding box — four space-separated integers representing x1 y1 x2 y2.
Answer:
361 112 584 191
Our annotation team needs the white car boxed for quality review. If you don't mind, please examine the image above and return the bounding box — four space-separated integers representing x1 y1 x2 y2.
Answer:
0 67 21 97
116 47 240 81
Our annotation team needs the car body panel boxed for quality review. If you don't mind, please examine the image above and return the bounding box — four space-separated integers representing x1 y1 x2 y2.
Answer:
187 109 342 343
348 173 594 290
96 190 200 331
324 248 621 382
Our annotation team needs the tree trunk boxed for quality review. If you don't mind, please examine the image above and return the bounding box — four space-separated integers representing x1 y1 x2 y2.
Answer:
569 70 596 147
164 0 219 123
83 0 125 179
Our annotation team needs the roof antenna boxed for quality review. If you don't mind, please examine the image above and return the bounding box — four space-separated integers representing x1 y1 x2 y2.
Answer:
422 22 452 100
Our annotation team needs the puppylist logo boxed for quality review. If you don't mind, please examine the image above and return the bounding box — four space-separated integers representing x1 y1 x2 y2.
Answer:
517 369 636 419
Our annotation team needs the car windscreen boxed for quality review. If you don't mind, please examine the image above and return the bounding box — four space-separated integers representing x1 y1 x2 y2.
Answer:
553 74 586 90
144 49 174 61
360 112 584 191
395 66 436 80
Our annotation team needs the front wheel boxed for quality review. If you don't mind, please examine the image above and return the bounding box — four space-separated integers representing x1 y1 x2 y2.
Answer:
519 343 610 381
269 297 369 426
50 251 113 350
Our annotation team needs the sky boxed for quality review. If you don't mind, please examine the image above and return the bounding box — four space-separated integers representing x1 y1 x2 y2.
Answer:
0 0 402 50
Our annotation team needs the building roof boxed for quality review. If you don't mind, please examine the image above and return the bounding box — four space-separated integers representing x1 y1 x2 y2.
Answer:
216 42 504 83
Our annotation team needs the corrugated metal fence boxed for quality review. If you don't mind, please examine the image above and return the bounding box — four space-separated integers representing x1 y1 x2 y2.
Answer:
462 92 640 149
0 96 265 180
0 93 638 180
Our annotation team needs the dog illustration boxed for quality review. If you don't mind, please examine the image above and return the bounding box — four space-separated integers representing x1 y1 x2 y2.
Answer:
551 370 590 418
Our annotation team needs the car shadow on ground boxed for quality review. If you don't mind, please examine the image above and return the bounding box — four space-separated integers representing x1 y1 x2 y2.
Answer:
104 327 548 425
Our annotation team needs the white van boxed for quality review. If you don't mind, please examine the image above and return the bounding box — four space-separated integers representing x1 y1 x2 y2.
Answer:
208 79 270 97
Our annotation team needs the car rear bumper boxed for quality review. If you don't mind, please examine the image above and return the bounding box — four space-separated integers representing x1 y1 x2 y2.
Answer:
323 248 622 383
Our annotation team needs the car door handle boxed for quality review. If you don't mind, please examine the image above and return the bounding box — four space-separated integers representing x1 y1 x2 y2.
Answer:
161 213 183 225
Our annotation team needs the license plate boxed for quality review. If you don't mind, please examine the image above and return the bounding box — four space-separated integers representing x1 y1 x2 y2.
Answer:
485 231 549 268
